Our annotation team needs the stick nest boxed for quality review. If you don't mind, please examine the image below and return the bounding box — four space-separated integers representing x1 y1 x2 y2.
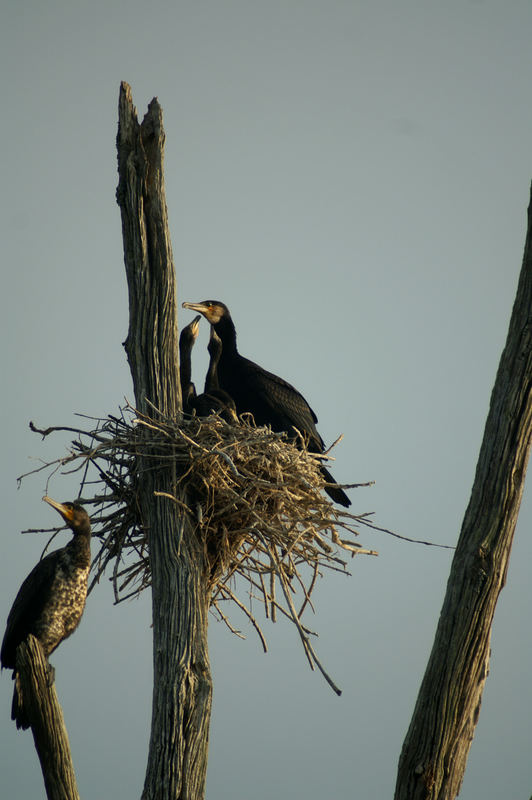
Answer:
23 405 377 692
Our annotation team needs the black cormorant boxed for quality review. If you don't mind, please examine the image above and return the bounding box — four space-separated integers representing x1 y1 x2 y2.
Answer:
194 325 238 421
1 497 91 729
182 300 351 507
204 326 222 392
180 314 237 421
179 315 201 413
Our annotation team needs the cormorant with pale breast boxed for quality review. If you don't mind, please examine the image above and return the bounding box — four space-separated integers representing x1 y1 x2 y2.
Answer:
182 300 351 507
1 496 91 729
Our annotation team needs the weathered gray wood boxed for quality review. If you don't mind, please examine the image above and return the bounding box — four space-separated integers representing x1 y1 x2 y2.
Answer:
16 636 80 800
116 82 212 800
394 188 532 800
117 84 181 417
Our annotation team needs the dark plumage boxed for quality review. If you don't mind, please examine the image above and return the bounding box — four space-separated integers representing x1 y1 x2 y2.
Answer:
1 497 91 729
204 326 223 392
194 325 238 421
182 300 351 507
191 389 238 422
179 315 201 413
180 314 237 422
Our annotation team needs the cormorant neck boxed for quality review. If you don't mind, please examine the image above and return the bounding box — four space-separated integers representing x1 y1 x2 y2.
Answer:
214 314 238 356
67 528 92 567
205 334 222 391
180 349 192 388
205 356 218 392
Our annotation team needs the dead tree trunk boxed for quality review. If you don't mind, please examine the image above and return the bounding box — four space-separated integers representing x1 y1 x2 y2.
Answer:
394 187 532 799
16 636 81 800
116 82 212 800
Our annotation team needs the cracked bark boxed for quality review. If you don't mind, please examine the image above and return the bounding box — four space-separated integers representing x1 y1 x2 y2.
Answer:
394 187 532 800
16 635 81 800
116 81 212 800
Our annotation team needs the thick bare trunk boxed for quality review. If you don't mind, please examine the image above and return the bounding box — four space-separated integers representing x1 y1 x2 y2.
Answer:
116 82 212 800
394 187 532 799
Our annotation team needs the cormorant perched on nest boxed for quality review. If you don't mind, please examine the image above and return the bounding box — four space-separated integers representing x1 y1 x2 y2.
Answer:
182 300 351 507
194 325 238 421
179 315 237 421
179 315 201 412
1 497 91 729
204 325 222 392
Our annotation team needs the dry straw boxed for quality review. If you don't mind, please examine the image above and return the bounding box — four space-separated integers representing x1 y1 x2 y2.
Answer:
22 405 377 693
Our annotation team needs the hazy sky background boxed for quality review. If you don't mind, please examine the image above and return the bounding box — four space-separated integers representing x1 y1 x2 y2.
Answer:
1 1 531 798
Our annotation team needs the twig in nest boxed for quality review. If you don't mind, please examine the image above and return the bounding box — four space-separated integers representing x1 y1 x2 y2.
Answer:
21 405 379 692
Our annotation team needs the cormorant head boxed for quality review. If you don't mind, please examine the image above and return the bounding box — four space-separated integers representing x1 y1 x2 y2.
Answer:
179 315 201 349
43 496 91 536
182 301 229 325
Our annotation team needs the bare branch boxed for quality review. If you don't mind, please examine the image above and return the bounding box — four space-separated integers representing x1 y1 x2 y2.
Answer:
16 636 81 800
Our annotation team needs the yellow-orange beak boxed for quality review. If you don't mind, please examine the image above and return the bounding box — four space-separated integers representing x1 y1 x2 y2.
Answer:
43 496 74 523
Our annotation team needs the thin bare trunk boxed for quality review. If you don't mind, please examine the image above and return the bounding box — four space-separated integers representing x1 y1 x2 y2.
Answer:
16 636 80 800
394 187 532 799
116 82 212 800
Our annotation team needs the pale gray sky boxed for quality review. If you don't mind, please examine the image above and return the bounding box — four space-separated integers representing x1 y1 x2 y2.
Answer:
1 1 531 798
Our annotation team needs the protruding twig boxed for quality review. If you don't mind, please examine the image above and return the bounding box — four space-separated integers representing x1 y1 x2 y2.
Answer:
21 405 381 693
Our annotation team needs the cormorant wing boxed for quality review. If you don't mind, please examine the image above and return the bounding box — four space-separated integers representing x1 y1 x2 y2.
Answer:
236 356 324 450
1 551 59 668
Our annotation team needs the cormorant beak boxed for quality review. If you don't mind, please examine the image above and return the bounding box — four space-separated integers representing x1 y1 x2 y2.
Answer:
183 301 209 315
190 315 201 339
183 301 222 325
43 496 74 523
